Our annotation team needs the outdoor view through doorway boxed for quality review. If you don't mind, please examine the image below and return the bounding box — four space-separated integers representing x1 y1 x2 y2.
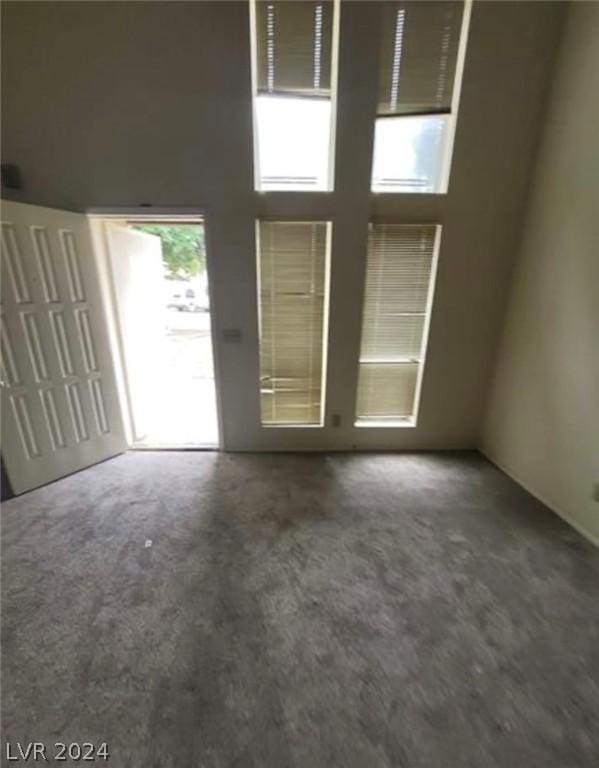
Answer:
118 221 218 448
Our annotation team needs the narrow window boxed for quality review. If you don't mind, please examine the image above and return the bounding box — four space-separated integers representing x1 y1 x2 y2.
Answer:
371 1 470 193
250 0 339 191
257 221 331 426
356 224 439 425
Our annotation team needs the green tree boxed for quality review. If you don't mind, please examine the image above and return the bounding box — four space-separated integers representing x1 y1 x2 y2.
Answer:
133 225 205 278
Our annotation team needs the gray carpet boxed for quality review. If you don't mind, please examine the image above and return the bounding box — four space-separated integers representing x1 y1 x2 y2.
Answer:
2 451 598 767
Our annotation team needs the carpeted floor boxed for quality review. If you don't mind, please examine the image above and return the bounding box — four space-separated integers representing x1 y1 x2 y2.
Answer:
2 451 598 767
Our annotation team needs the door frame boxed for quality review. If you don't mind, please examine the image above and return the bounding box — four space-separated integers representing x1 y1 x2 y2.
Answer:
87 207 224 450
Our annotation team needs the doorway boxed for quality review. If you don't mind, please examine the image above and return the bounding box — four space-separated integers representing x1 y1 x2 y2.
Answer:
104 217 219 449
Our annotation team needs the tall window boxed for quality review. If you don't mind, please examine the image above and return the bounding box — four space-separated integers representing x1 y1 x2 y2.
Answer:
250 0 339 191
356 224 439 425
371 1 470 193
257 221 331 426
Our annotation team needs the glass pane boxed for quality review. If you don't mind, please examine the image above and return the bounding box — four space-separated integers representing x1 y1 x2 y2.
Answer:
371 114 451 193
257 221 330 426
355 224 438 427
255 95 332 191
356 362 419 423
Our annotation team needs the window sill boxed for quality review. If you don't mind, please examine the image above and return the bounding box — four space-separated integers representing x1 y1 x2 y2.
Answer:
261 423 324 429
354 419 416 428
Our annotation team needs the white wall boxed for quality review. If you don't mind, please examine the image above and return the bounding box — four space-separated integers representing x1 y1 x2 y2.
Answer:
482 2 599 545
1 1 565 451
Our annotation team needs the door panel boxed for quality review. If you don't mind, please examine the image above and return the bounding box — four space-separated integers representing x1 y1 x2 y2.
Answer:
1 201 127 494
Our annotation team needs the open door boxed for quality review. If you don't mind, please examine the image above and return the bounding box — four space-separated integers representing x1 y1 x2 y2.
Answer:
1 201 127 495
101 216 219 448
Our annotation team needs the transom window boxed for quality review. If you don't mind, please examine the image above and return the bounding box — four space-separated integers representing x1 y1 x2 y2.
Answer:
371 1 470 193
250 0 339 191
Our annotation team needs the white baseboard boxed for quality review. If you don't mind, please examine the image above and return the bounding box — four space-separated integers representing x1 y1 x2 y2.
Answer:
480 448 599 549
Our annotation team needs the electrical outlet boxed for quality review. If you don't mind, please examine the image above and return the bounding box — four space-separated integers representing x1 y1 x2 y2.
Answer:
222 328 242 342
1 163 22 190
331 413 341 428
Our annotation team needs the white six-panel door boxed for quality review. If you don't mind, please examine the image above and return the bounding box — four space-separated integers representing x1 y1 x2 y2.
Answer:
1 201 127 495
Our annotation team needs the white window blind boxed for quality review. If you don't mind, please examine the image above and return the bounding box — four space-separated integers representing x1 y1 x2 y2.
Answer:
255 0 334 97
371 1 469 193
257 221 330 426
356 224 439 425
377 1 464 117
251 0 339 191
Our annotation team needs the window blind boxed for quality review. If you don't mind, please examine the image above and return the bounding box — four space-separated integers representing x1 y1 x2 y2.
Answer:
377 1 464 116
356 224 438 424
255 1 334 97
257 221 329 426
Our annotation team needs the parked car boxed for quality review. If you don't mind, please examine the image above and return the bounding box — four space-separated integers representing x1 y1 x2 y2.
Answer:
167 286 208 312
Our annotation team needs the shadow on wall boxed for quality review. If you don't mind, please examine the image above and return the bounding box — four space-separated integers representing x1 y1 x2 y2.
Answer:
1 454 15 501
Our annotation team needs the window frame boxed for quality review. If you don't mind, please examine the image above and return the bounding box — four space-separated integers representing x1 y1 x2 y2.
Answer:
249 0 341 194
370 0 473 195
255 217 333 428
354 221 442 428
